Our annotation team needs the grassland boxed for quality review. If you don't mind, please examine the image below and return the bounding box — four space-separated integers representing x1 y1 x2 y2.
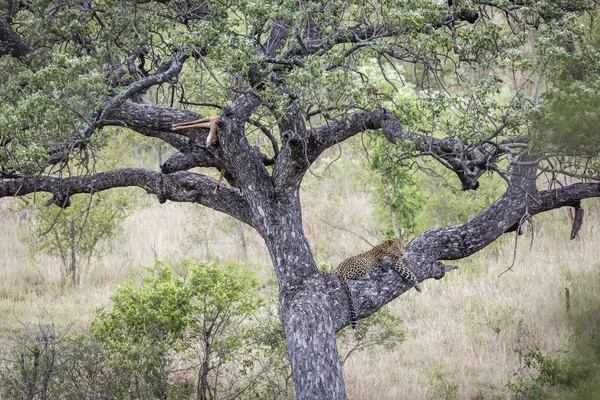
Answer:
1 143 599 399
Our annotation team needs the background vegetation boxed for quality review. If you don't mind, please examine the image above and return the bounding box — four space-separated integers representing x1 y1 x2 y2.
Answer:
1 136 599 399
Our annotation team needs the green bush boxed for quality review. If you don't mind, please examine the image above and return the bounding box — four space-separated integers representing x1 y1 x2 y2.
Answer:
506 346 595 400
91 261 268 399
428 369 460 400
0 262 279 399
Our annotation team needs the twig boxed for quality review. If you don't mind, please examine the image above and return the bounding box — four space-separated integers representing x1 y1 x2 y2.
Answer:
318 218 374 247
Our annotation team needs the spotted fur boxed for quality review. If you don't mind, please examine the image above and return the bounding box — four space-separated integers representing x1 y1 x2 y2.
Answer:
334 238 422 328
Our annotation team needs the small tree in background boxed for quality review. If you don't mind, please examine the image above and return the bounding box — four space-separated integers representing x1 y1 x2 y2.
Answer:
25 190 133 285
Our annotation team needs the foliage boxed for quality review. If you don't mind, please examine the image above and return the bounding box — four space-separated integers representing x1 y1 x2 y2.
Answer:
506 344 600 400
0 262 279 399
26 189 133 284
2 0 598 176
369 135 426 238
428 369 460 400
507 347 574 399
411 171 507 232
92 261 267 399
369 142 506 235
337 306 406 365
535 12 600 163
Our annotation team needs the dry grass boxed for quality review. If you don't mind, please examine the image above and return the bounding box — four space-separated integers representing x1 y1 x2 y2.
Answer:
1 146 599 398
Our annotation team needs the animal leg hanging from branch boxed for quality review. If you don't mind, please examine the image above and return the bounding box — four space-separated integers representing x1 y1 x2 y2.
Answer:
172 115 225 192
569 201 584 240
172 115 220 146
213 168 225 194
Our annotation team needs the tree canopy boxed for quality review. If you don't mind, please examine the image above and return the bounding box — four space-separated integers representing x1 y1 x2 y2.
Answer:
2 0 600 398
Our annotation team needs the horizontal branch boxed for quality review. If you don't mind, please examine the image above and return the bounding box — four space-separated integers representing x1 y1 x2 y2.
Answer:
160 150 220 174
283 109 525 191
93 52 191 148
164 171 253 225
327 165 600 330
0 168 253 225
100 102 204 150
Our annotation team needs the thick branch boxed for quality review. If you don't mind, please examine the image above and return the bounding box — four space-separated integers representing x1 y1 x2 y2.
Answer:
0 168 253 225
263 20 290 57
0 18 35 58
100 102 203 150
283 109 524 191
226 91 263 123
160 151 220 174
327 175 600 330
164 171 252 224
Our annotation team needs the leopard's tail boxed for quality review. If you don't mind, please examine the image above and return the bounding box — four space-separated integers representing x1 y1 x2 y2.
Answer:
413 280 423 292
341 279 358 329
350 299 358 329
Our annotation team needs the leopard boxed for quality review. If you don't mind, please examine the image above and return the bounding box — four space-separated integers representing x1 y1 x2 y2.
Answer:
333 237 422 329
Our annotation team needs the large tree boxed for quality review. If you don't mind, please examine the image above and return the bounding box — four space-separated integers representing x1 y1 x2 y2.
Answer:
1 0 600 398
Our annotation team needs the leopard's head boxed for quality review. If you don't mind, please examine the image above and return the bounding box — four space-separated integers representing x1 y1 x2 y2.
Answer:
385 237 405 254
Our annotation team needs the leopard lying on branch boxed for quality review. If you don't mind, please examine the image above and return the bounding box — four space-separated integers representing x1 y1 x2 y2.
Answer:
334 238 422 329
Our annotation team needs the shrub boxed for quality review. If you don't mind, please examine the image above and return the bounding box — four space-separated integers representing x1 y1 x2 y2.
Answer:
26 189 133 285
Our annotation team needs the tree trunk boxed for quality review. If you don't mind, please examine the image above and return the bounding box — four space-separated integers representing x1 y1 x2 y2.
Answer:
278 279 346 400
256 188 347 400
197 337 210 400
69 244 78 286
